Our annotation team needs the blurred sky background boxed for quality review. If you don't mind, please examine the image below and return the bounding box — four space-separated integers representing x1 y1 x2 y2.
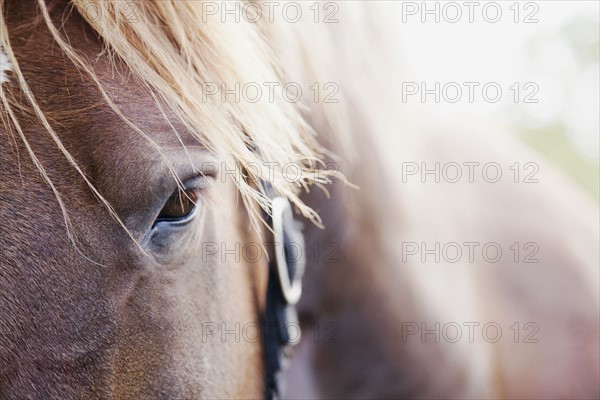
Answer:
388 0 599 199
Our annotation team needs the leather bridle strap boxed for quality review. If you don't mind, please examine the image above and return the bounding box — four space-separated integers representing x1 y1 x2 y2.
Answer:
261 184 305 400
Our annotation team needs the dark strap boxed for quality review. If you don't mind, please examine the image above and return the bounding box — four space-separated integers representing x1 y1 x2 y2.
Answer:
262 185 305 400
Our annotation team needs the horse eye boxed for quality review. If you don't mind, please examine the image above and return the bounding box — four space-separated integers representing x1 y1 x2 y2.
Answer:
155 188 199 225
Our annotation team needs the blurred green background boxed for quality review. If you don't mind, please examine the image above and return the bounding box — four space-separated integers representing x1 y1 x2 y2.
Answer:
516 13 599 200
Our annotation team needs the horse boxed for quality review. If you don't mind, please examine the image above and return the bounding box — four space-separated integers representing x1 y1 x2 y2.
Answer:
1 1 598 399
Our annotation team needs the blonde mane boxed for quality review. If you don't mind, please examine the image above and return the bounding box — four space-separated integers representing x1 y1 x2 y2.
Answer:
0 45 10 83
0 0 337 239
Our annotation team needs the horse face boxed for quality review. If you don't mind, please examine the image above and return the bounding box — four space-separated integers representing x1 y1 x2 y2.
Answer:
0 3 264 398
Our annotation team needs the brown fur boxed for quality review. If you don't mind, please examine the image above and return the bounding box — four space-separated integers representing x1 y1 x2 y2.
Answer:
1 2 264 398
